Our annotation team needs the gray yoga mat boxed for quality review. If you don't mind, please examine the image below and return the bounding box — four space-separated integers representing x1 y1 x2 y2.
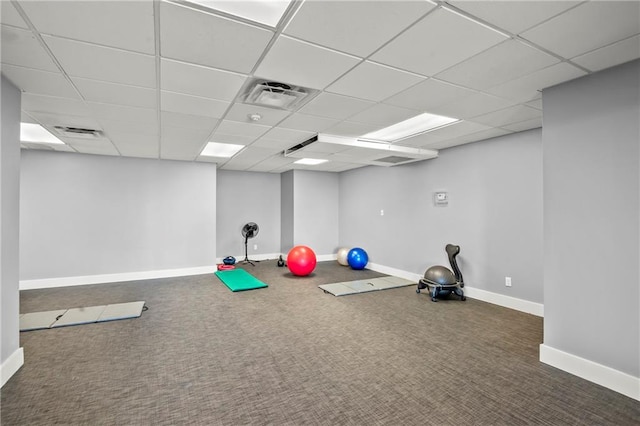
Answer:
20 301 146 331
319 276 414 296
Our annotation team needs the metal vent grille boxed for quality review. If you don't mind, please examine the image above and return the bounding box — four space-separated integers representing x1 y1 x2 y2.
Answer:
54 126 103 139
284 135 318 156
375 155 414 164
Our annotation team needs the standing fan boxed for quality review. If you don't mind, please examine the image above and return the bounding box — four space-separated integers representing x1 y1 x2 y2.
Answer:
241 222 259 266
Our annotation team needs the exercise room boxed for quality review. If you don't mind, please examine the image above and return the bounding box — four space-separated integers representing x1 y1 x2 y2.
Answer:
1 1 639 424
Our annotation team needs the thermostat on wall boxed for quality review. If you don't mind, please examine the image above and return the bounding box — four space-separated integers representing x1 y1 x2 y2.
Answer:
434 191 448 206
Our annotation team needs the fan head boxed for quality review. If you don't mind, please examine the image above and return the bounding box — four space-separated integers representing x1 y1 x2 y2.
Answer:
241 222 259 239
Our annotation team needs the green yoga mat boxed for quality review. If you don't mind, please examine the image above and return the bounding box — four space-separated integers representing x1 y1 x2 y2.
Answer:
215 268 268 292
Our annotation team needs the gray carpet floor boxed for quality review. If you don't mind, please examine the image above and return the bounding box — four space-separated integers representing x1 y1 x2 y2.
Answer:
2 260 638 425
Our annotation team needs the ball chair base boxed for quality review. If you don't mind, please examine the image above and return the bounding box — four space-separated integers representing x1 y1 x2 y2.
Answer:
417 278 466 302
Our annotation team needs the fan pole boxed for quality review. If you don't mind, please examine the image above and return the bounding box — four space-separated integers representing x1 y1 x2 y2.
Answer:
243 233 254 266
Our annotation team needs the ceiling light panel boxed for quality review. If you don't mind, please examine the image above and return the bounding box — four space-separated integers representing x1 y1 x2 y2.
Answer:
254 36 361 90
20 123 64 144
201 142 244 157
521 1 640 59
284 0 436 57
294 158 328 165
160 1 274 74
326 61 424 102
371 7 508 76
361 112 459 143
187 0 292 27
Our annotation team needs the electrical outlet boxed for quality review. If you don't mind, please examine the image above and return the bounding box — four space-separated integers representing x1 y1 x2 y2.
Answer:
253 244 258 251
505 277 512 287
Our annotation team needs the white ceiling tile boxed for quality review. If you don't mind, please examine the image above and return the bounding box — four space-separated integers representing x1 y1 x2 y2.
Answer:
284 0 436 57
326 61 424 102
252 127 315 149
278 113 340 133
30 113 103 132
88 102 158 125
348 104 419 128
64 138 120 156
223 146 282 169
521 1 640 59
160 125 211 161
399 121 492 147
297 92 375 120
571 35 640 73
449 1 580 34
248 154 296 172
72 78 157 109
160 59 247 101
160 1 273 74
101 119 159 136
22 93 90 116
436 39 560 90
108 132 159 159
254 35 361 90
324 121 380 137
224 103 291 126
1 2 27 28
20 0 155 54
431 92 515 120
161 111 218 133
501 117 542 133
214 120 271 139
160 91 229 119
487 62 587 102
428 127 512 150
371 7 507 76
42 35 156 88
1 26 58 72
384 78 477 111
471 105 542 128
526 98 542 111
1 65 80 99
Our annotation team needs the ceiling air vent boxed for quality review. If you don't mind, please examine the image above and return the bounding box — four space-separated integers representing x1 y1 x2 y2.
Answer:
243 79 316 111
54 126 103 139
375 155 414 164
284 135 318 156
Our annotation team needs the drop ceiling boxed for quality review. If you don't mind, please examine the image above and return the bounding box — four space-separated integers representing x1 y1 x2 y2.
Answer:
2 0 639 173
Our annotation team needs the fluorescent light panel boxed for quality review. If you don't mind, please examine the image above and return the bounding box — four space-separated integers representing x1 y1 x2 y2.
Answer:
361 112 459 143
201 142 244 157
187 0 292 27
294 158 328 165
20 123 64 144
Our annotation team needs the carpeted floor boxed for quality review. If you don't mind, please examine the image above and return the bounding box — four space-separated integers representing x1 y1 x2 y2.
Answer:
2 260 638 425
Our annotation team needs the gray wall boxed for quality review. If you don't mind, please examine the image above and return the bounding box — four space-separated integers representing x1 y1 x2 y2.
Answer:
216 170 281 257
292 170 339 255
1 76 21 364
340 129 543 302
542 60 639 376
20 151 217 279
280 171 294 252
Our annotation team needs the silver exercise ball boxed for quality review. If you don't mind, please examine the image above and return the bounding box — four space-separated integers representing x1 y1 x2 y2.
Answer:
337 247 350 266
424 265 456 285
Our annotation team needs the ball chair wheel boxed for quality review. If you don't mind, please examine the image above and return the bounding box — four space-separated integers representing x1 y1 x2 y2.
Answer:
461 296 467 301
431 297 438 302
416 288 421 294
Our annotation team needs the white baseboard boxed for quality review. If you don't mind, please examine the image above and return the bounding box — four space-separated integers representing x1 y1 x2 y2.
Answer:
20 265 217 290
463 286 544 317
368 263 543 317
1 347 24 388
540 344 640 401
367 262 422 282
216 253 285 264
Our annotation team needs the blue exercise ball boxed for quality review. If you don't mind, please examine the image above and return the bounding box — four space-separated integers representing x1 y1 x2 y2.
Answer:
347 247 369 270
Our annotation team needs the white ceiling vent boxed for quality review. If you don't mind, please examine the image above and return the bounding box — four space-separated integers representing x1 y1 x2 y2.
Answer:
243 79 317 111
54 126 103 139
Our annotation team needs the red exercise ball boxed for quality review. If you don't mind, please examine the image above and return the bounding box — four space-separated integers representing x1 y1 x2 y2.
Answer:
287 245 317 276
